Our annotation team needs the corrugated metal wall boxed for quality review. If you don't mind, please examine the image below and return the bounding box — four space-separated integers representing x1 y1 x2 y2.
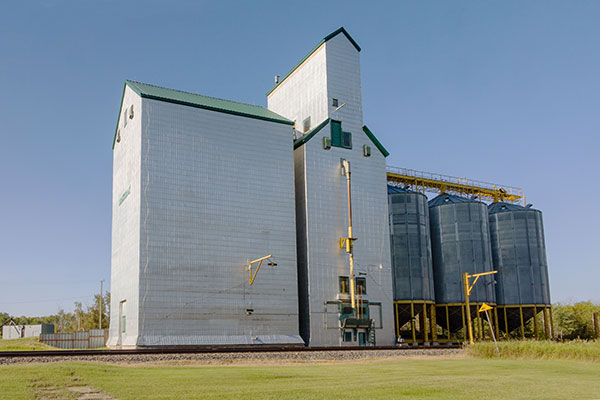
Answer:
133 98 302 346
489 204 551 305
429 195 496 304
388 188 435 302
40 330 107 349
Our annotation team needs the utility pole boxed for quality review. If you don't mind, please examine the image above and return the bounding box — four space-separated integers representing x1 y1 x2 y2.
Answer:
99 280 104 329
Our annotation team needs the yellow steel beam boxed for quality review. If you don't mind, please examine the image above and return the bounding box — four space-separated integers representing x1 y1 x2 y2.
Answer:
386 166 525 205
248 254 274 285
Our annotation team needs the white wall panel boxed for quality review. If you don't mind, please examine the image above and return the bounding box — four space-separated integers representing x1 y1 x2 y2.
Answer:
325 34 364 133
267 44 329 133
283 31 395 346
298 124 395 346
107 86 142 348
135 99 301 346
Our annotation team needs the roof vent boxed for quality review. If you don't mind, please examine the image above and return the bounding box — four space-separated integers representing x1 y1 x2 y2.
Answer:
526 204 533 208
274 75 280 84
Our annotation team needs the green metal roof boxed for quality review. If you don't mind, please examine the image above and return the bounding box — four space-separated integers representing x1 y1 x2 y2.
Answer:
113 80 293 149
267 27 361 97
362 125 390 157
293 118 331 149
293 119 389 158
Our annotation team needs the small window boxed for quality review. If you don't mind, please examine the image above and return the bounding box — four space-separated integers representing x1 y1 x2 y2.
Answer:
342 131 352 148
356 277 367 295
363 145 371 157
340 305 353 315
331 120 342 146
343 331 353 342
339 276 349 294
332 98 339 107
330 121 352 149
303 116 311 133
323 137 331 150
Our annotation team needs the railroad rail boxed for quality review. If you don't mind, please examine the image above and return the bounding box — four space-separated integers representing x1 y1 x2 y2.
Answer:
0 344 461 358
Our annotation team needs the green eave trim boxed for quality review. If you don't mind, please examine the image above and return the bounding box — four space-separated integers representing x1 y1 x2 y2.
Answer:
294 118 331 149
266 40 325 97
140 93 294 125
267 27 361 97
113 81 293 150
362 125 390 157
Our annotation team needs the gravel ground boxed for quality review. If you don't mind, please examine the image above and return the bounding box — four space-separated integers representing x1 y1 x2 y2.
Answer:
0 348 464 365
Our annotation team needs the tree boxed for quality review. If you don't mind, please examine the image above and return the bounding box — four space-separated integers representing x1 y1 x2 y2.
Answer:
0 291 111 336
553 301 600 340
71 292 110 331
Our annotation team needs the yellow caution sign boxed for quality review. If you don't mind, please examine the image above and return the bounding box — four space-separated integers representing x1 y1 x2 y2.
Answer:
479 303 493 313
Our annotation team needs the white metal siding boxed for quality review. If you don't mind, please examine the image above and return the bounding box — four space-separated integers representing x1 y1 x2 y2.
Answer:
297 124 395 346
267 44 329 132
286 32 394 346
107 86 142 348
135 99 301 346
325 35 364 133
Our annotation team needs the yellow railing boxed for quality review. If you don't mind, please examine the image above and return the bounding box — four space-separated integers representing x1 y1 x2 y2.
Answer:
386 166 525 205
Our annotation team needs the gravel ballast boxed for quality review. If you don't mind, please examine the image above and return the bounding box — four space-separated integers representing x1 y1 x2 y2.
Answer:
1 348 463 365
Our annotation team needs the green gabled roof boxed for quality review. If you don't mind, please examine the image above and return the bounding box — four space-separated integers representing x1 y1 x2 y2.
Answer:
267 27 361 97
362 125 390 157
113 80 294 149
293 118 331 149
293 120 390 158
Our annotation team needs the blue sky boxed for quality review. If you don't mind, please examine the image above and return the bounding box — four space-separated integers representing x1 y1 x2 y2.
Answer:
1 1 598 316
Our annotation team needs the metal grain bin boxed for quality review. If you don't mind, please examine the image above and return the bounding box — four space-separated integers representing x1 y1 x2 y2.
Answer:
488 202 551 306
429 194 496 305
388 186 435 302
388 186 437 343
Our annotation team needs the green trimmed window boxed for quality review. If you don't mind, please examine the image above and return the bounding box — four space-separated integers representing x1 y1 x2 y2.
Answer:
343 331 353 342
356 277 367 295
339 276 349 294
331 120 352 149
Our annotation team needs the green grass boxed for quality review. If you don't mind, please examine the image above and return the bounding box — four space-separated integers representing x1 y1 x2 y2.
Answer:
468 339 600 362
0 337 55 351
2 358 600 399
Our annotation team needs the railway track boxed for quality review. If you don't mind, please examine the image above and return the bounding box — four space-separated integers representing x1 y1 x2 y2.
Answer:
0 343 461 359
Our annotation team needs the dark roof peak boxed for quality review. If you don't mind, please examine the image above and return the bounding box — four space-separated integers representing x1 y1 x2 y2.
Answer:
324 27 361 52
267 27 361 96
